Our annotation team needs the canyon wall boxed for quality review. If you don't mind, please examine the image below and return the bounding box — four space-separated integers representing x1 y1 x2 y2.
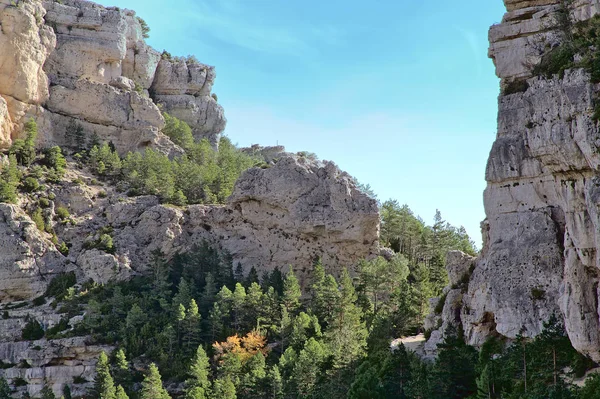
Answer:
427 0 600 362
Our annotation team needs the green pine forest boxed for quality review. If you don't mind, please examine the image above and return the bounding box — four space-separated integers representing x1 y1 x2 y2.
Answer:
1 117 600 399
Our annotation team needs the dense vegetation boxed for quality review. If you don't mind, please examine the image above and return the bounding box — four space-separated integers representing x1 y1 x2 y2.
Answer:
9 237 596 399
0 116 259 208
380 201 477 296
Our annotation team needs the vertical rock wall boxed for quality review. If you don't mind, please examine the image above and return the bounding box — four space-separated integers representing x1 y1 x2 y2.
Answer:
427 0 600 362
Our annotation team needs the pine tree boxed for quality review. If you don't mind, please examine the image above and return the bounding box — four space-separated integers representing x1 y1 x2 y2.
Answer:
185 346 212 399
326 268 368 369
140 363 170 399
0 154 19 203
173 279 192 315
430 325 478 399
94 351 116 399
265 365 284 399
289 338 327 398
246 266 260 287
245 282 264 330
379 344 412 399
150 249 171 301
282 266 301 315
62 385 72 399
213 377 237 399
232 283 246 332
239 352 267 398
113 349 130 394
115 386 129 399
208 302 225 342
199 272 217 314
184 299 201 355
234 263 245 283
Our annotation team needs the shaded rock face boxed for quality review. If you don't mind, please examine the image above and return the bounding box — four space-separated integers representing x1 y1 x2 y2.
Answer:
427 0 600 362
0 0 225 154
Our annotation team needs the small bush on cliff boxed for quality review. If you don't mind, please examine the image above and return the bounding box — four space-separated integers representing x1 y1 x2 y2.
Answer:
30 207 45 232
55 206 70 221
22 176 40 193
0 155 19 204
9 118 37 167
46 272 77 300
137 16 150 39
21 318 44 340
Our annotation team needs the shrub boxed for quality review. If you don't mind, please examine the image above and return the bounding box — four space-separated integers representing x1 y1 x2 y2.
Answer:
434 293 448 314
55 206 70 220
38 197 50 208
42 146 67 175
73 376 87 384
0 155 19 204
162 112 194 149
32 296 46 306
533 45 575 79
45 317 70 338
21 318 44 340
46 272 77 300
18 360 31 369
136 16 150 38
30 207 45 232
13 377 27 387
22 176 40 193
531 287 546 300
57 241 69 256
10 118 37 166
97 190 107 198
502 79 529 95
83 233 115 254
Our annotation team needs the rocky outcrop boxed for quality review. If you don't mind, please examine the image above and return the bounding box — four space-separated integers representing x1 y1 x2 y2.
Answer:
0 0 225 155
1 155 379 304
0 204 66 301
426 0 600 362
0 0 56 147
151 59 226 146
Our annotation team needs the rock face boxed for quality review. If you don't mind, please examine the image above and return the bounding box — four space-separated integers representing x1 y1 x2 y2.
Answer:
427 0 600 362
151 59 226 146
0 204 66 301
1 155 379 300
0 0 226 154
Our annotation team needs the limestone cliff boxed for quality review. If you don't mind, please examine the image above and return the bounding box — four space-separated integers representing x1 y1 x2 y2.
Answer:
426 0 600 362
0 0 226 154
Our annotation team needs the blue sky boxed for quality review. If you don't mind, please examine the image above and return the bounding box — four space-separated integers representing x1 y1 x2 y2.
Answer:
111 0 507 247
